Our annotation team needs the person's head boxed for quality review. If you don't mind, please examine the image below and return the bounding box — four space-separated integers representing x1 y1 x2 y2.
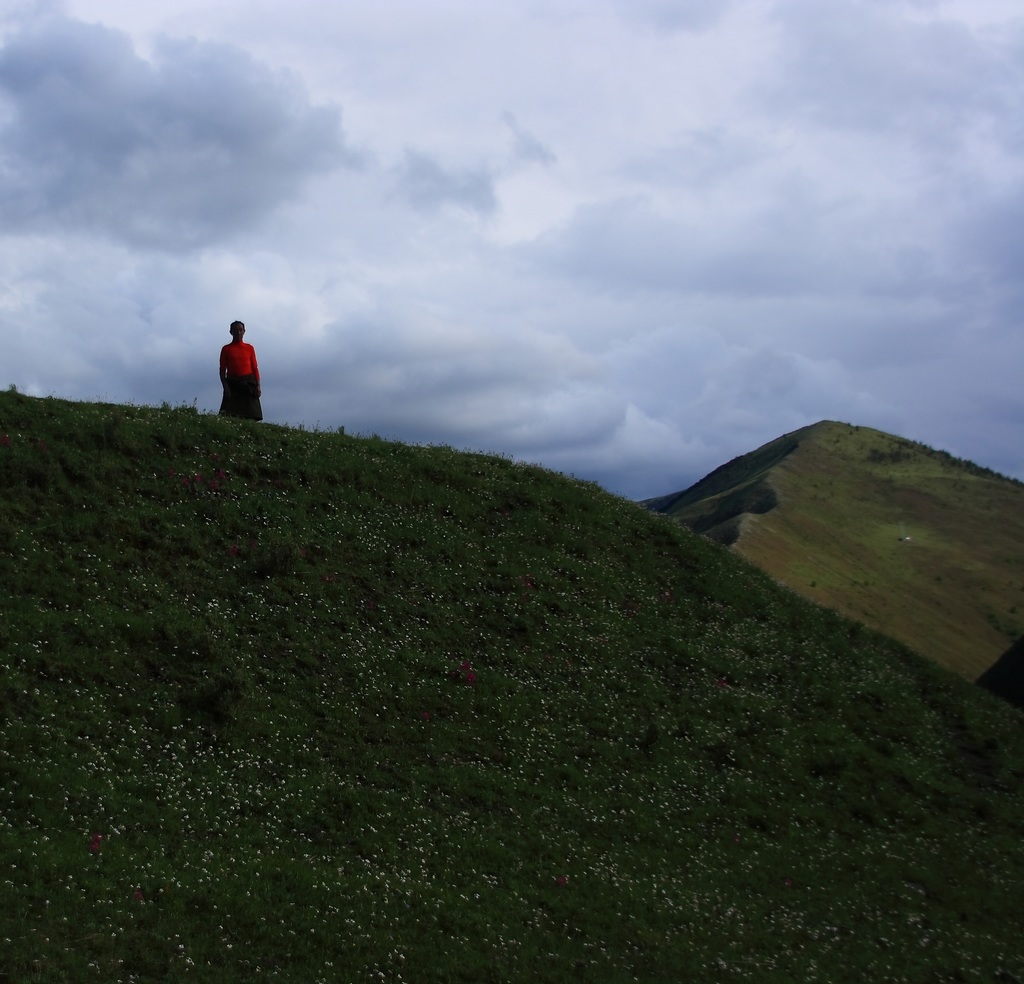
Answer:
229 320 245 339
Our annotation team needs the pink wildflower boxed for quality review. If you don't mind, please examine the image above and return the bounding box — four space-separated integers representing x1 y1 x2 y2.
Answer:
0 434 11 447
89 833 103 854
228 544 241 557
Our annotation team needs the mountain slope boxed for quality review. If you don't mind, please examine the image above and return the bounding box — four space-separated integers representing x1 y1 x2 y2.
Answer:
645 420 1024 682
2 393 1023 982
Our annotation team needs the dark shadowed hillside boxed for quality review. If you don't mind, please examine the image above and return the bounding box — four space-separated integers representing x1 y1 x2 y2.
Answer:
978 637 1024 710
2 393 1023 982
645 421 1024 682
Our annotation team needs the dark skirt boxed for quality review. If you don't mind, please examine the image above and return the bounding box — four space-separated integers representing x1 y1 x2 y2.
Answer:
219 375 263 420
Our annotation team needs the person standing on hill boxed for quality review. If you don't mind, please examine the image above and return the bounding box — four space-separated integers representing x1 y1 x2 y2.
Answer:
219 320 263 420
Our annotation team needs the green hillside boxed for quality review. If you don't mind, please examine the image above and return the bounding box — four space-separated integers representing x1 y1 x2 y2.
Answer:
646 421 1024 682
1 392 1023 983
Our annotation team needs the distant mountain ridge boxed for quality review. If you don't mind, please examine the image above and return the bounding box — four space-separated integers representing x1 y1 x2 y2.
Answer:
644 420 1024 682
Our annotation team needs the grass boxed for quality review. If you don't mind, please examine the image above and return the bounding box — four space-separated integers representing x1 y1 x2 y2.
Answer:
1 391 1023 982
650 420 1024 681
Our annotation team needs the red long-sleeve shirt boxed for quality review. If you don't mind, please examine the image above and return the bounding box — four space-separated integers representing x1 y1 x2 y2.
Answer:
220 341 260 380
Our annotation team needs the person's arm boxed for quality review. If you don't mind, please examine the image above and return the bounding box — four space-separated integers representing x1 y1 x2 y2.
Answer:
251 347 261 398
220 349 229 391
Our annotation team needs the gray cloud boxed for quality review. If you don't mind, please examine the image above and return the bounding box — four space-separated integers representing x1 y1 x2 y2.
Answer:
0 17 349 250
393 148 497 214
501 111 556 166
525 187 952 305
610 0 741 33
764 0 1009 146
261 310 604 447
957 182 1024 296
620 127 764 191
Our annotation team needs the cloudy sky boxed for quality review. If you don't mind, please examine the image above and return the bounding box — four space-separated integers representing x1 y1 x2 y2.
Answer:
1 0 1021 498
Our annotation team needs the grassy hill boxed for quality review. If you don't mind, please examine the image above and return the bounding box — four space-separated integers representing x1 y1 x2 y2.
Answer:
1 391 1023 983
645 420 1024 682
